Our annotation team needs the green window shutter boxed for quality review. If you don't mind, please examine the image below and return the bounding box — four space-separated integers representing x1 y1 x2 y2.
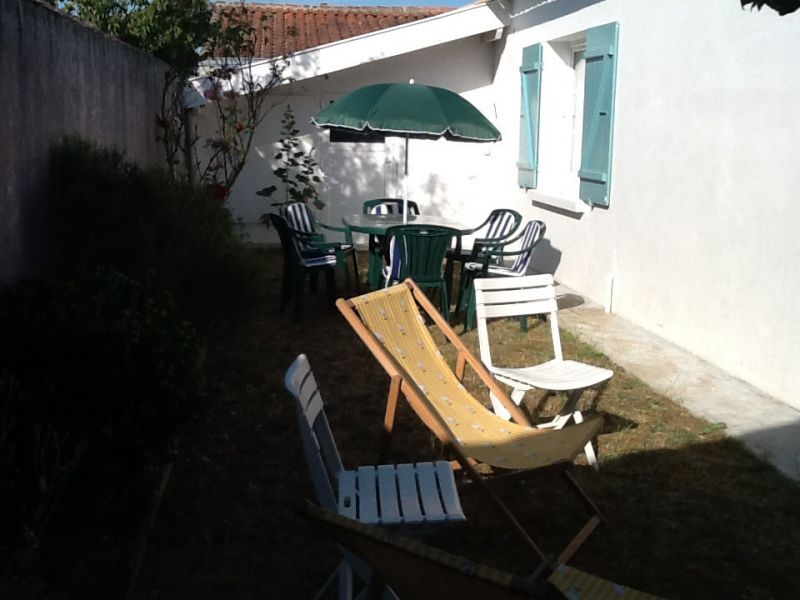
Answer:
518 44 542 189
579 22 619 207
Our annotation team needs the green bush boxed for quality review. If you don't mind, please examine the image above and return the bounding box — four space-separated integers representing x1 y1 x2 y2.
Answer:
52 137 258 324
0 267 204 478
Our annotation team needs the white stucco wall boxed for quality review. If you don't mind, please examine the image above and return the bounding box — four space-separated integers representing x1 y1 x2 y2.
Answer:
492 0 800 409
203 0 800 411
198 33 510 244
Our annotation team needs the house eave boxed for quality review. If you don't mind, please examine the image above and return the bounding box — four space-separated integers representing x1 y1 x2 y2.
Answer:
185 0 507 108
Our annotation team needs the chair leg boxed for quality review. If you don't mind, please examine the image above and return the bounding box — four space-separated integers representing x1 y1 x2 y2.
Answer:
335 252 351 294
572 410 599 470
542 389 600 470
489 388 526 421
325 268 337 304
465 286 477 331
367 251 382 290
313 560 351 600
439 282 449 323
454 271 468 317
350 250 361 294
379 377 402 463
293 270 306 322
444 257 458 303
279 261 292 312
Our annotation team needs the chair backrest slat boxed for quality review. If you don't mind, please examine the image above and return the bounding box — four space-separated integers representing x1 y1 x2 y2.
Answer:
384 226 459 285
285 354 344 511
282 202 315 233
484 209 521 241
509 220 546 275
471 210 522 264
478 299 557 320
474 274 563 369
281 202 319 253
477 285 554 306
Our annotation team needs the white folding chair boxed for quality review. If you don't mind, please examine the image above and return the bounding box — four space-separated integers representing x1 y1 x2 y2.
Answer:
284 354 465 600
473 275 613 469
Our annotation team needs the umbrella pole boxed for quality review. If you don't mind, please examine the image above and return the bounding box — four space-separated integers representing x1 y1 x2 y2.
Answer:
403 134 409 224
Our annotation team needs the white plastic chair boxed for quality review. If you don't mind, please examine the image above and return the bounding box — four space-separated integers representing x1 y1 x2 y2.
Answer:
473 275 613 469
458 220 546 330
285 354 465 599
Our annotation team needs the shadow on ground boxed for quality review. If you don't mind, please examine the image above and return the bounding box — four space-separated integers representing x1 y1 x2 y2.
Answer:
131 249 800 600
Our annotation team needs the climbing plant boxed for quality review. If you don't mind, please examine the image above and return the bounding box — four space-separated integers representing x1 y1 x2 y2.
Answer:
257 104 324 218
57 0 287 194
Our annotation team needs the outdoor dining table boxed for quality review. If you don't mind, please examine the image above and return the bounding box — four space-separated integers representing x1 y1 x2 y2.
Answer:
343 213 469 290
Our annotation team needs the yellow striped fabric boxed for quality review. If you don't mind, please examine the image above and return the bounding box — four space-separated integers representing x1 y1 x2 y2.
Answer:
351 285 602 470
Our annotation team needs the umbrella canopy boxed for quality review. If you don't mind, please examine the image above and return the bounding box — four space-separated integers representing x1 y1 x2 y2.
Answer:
312 82 501 142
312 82 501 221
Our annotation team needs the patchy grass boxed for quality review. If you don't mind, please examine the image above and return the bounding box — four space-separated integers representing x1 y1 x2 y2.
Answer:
135 249 800 600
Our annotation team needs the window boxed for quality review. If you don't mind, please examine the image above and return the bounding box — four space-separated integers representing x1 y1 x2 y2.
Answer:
570 47 586 179
518 22 619 208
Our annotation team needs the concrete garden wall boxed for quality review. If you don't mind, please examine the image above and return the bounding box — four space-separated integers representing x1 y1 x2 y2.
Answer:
0 0 167 281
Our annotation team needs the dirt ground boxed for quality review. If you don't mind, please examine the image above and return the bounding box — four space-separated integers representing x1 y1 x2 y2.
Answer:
132 249 800 600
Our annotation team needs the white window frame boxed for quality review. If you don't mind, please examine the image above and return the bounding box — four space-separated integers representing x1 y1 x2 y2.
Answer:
527 34 591 214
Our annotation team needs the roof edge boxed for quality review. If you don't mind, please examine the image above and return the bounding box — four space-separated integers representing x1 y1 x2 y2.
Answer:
185 1 505 106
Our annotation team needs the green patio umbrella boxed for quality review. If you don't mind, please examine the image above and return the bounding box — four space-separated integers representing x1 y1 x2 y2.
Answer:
312 81 501 221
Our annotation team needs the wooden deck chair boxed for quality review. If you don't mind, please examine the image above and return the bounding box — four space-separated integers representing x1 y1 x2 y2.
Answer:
285 354 466 599
336 281 605 566
473 275 613 469
301 502 665 600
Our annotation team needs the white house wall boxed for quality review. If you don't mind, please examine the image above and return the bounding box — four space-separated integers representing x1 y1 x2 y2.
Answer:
204 0 800 411
202 34 511 244
494 0 800 409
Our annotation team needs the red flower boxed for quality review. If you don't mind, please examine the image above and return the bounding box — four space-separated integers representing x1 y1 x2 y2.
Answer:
207 182 229 201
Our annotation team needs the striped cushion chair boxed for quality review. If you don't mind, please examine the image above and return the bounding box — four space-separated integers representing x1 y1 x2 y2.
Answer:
270 214 339 321
456 220 546 331
280 201 360 293
444 208 522 302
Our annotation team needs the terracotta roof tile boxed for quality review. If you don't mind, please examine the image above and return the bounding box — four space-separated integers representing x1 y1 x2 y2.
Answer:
213 2 453 58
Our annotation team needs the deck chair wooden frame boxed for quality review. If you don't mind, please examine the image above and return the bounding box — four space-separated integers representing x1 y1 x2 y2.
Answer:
336 280 605 566
301 502 664 600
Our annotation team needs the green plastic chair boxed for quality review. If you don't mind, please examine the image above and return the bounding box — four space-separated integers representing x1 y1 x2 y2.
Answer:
270 214 338 322
281 201 360 294
362 199 421 289
457 220 546 331
382 225 460 320
444 208 522 301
